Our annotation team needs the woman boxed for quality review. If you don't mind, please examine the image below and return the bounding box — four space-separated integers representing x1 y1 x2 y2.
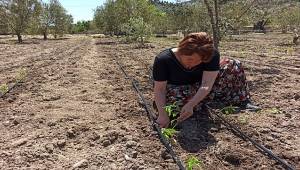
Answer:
153 32 259 128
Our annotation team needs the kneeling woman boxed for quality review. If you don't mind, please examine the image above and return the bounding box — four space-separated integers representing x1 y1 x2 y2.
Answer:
153 32 258 128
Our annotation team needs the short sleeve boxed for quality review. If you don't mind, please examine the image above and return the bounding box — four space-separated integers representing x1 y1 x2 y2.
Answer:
152 57 168 81
203 49 220 71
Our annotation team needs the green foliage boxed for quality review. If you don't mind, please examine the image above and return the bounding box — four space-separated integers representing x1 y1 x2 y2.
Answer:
0 0 41 42
168 2 210 34
221 105 238 115
161 127 178 139
0 84 9 94
221 1 254 31
93 0 160 36
164 102 179 118
72 21 91 34
186 155 203 170
164 102 180 128
273 6 300 32
47 0 73 38
121 17 152 45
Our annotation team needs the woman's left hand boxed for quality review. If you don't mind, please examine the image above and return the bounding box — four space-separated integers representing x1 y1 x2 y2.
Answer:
177 103 194 122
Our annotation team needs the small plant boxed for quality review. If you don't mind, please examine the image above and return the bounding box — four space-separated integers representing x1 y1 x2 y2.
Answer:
161 128 178 139
221 105 238 115
15 68 27 82
164 102 179 118
161 127 178 145
267 108 282 114
239 115 248 124
164 102 180 127
186 155 203 170
0 84 9 94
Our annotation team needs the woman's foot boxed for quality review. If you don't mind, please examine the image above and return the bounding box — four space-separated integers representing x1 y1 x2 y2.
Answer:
240 100 261 112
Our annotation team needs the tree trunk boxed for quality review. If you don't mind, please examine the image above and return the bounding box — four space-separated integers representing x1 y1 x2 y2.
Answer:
293 33 299 45
204 0 219 50
43 32 48 40
214 0 221 41
17 33 22 43
281 27 287 34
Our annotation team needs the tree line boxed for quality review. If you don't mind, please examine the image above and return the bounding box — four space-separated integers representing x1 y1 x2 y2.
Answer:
93 0 300 47
1 0 300 45
0 0 74 43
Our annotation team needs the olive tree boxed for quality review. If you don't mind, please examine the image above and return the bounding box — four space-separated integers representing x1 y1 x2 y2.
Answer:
0 0 41 43
49 0 72 38
39 2 51 40
94 0 159 36
121 17 152 45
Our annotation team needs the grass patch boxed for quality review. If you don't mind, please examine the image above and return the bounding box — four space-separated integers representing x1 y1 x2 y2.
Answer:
0 84 9 94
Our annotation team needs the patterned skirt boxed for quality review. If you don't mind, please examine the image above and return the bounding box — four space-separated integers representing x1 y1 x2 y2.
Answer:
166 58 250 112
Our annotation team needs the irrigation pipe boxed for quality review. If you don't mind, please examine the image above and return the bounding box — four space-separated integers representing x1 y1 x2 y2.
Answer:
115 59 186 170
205 104 295 170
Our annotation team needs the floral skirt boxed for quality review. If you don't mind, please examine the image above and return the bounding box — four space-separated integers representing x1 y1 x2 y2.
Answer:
166 58 250 111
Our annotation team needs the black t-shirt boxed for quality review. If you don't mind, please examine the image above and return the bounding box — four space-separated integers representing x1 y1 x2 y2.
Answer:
152 48 220 85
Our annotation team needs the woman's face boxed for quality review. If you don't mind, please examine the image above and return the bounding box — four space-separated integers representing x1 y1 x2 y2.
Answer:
179 53 202 69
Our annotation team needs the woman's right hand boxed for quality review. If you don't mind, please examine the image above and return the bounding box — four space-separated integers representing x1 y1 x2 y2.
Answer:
156 114 170 128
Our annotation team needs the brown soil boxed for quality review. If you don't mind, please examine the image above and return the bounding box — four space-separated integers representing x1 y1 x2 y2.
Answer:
0 33 299 170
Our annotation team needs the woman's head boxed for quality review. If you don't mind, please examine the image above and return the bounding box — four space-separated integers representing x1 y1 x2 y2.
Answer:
177 32 214 64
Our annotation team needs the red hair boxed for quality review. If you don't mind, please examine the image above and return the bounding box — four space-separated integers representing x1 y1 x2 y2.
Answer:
177 32 214 63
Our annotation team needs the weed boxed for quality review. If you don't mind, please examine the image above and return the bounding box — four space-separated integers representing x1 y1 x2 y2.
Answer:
221 105 238 115
186 155 203 170
0 84 9 94
238 115 248 124
15 68 27 82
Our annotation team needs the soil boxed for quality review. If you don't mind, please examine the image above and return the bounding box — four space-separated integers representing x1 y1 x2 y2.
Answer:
0 33 299 170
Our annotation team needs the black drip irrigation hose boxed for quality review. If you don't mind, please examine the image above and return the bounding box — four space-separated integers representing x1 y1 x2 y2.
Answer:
205 105 295 170
114 59 186 170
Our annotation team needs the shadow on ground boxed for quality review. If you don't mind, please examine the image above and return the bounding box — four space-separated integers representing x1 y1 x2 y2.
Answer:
176 110 220 153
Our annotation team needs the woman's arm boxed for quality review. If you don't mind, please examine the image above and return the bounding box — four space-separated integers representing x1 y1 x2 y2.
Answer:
178 71 218 122
154 81 169 127
188 71 219 107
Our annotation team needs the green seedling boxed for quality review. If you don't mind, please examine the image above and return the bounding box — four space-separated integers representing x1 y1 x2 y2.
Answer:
164 102 180 128
15 68 27 82
221 105 238 115
239 115 248 124
161 127 178 145
186 155 203 170
161 128 178 139
0 84 9 94
267 108 282 114
164 102 179 118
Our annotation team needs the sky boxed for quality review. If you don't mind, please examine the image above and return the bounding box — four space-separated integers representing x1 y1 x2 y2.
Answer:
57 0 176 23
